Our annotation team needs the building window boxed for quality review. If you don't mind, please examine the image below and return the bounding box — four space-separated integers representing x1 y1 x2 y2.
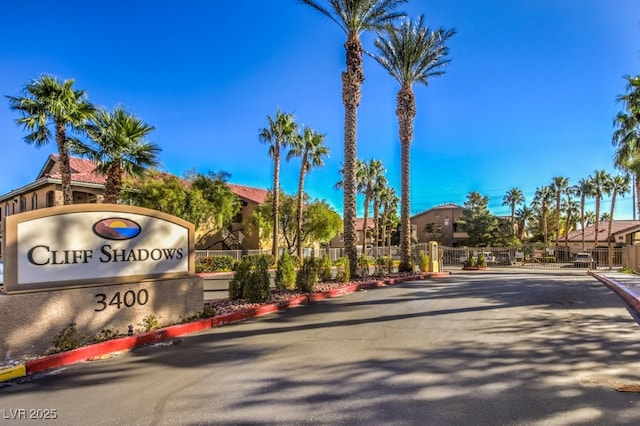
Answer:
20 196 27 213
46 191 54 207
233 213 243 223
31 193 38 210
4 203 9 217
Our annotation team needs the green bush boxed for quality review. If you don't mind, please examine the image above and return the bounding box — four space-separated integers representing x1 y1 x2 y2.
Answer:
229 254 274 299
243 255 271 303
139 314 161 332
319 253 333 282
296 257 319 292
196 255 235 273
477 253 486 268
468 255 477 267
50 322 90 354
419 252 430 273
398 260 414 273
275 250 296 290
335 256 350 283
357 255 371 277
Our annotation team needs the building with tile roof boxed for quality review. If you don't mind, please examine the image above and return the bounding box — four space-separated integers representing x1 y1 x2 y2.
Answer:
558 220 640 250
0 154 270 255
411 203 468 247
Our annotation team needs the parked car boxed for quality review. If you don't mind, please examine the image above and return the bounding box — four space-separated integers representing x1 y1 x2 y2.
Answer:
573 253 595 268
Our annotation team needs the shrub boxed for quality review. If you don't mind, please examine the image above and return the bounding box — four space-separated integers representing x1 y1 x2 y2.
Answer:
243 255 271 303
419 252 430 273
94 329 120 343
296 257 319 292
196 255 235 273
319 253 333 282
275 250 296 290
468 255 477 267
229 258 252 299
50 322 90 354
335 256 350 283
139 315 160 332
398 260 414 273
477 252 486 268
357 255 370 277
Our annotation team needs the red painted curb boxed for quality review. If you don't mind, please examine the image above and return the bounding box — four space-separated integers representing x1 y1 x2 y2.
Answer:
588 271 640 314
23 274 427 376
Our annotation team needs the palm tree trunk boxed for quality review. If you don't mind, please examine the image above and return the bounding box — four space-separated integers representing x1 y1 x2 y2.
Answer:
372 200 380 258
56 124 73 205
296 157 307 260
397 86 416 271
104 164 122 204
272 145 281 263
608 190 618 270
341 35 364 277
580 196 586 250
362 193 370 258
594 195 601 248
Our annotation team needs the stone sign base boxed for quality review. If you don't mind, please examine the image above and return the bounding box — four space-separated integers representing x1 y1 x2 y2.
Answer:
0 276 204 361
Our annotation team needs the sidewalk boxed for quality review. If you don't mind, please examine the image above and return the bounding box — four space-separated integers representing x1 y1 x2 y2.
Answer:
589 270 640 322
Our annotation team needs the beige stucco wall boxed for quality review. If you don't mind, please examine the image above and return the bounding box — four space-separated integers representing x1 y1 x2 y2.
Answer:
412 206 467 246
0 276 204 361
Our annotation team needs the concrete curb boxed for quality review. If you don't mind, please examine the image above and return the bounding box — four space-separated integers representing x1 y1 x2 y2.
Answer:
19 274 432 378
0 364 26 383
588 271 640 315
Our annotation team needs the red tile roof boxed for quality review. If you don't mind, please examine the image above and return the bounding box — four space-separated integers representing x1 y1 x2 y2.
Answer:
40 155 271 204
563 220 640 242
43 154 105 185
356 217 375 231
227 183 269 204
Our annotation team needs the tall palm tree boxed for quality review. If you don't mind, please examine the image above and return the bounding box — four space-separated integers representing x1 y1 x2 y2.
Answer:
612 75 640 216
576 177 594 250
502 187 524 233
515 205 534 242
380 186 399 255
562 198 579 247
551 176 570 247
259 109 298 263
356 159 386 257
370 175 389 258
300 0 407 276
74 106 160 203
533 186 553 247
590 170 612 248
607 173 631 269
372 15 455 271
287 126 329 259
7 75 96 205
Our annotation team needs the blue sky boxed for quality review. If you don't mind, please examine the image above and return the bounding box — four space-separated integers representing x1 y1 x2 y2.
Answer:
1 0 639 219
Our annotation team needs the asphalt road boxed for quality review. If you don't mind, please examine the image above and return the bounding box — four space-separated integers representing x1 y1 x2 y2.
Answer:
2 270 640 425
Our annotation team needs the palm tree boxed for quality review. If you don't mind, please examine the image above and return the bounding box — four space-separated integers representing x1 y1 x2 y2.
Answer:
287 126 329 259
533 186 553 247
380 186 399 256
502 187 524 233
562 198 579 247
73 106 160 203
515 205 534 242
576 177 594 250
590 170 612 248
607 174 631 269
584 211 596 227
300 0 407 276
372 15 455 271
259 109 298 263
370 175 389 258
612 75 640 215
7 75 96 205
356 159 386 257
551 176 570 247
